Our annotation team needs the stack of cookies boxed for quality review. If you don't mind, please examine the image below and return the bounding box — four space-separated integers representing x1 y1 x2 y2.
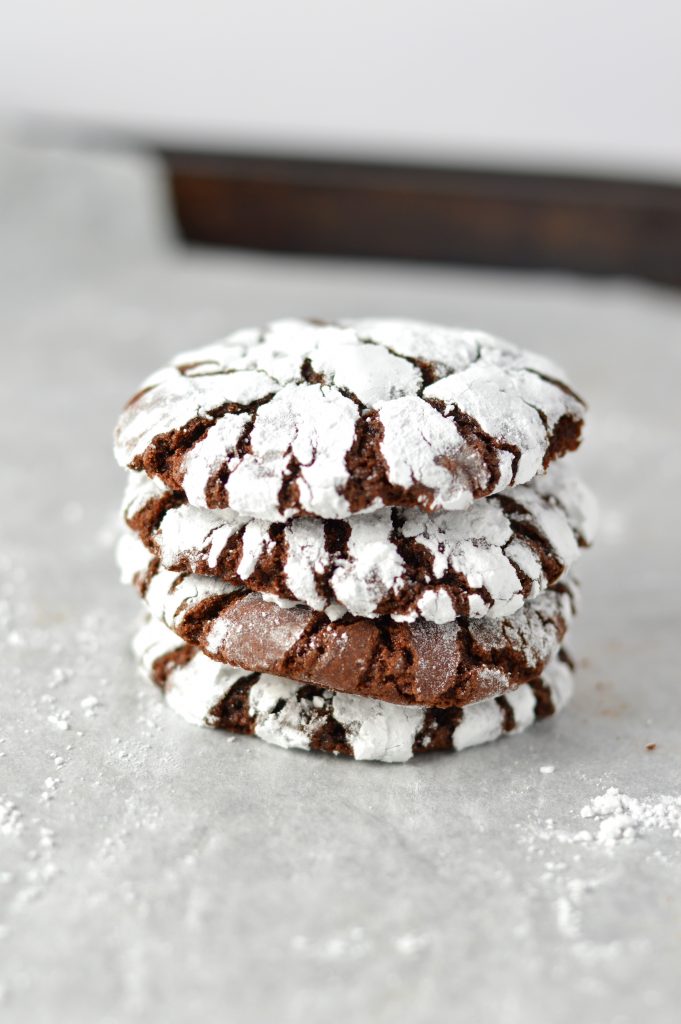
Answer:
114 319 595 763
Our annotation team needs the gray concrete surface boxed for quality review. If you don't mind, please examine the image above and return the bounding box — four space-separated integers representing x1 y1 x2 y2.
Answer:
1 141 680 1024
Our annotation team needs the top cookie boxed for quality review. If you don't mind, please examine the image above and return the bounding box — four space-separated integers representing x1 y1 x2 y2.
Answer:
114 318 585 521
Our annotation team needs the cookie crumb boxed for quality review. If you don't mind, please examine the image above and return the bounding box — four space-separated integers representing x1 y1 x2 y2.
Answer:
645 742 657 751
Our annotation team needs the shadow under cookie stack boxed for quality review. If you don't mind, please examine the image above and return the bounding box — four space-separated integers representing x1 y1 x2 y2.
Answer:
114 319 595 763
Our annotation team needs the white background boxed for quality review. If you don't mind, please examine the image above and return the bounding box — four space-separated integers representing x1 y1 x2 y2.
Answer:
1 0 681 181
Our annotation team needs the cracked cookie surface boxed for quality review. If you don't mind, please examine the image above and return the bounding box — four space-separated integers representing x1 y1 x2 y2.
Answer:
134 617 574 763
118 533 578 709
123 461 596 623
114 319 586 521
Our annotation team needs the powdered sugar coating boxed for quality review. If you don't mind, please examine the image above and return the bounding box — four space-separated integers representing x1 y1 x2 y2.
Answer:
118 533 577 708
114 318 585 520
376 396 476 509
132 615 245 727
330 692 425 763
133 617 573 762
123 461 595 622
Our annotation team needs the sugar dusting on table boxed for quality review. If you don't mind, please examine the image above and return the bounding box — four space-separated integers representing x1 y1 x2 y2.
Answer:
519 782 681 964
0 542 171 1006
535 786 681 848
577 788 681 847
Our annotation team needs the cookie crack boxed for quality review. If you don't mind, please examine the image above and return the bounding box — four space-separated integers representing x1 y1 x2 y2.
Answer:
528 676 555 719
525 366 585 407
280 612 338 679
149 642 199 690
359 336 440 392
209 673 262 732
125 487 184 545
427 396 519 491
496 695 516 732
202 415 257 508
550 578 578 616
277 452 304 517
503 552 534 600
179 590 247 647
414 706 463 754
497 494 568 585
454 603 565 700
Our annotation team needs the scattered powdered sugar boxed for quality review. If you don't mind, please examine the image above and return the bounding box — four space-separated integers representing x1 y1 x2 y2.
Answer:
291 923 432 962
0 799 23 838
519 784 681 964
291 926 372 962
530 787 681 850
39 778 60 804
46 711 71 732
0 547 130 971
394 932 432 957
577 788 681 848
80 695 101 718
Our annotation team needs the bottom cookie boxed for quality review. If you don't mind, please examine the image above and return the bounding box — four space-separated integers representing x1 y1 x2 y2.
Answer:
133 617 574 763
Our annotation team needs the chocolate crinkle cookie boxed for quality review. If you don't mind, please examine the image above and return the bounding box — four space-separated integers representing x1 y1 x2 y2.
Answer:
114 317 595 762
118 532 578 709
114 318 586 521
122 460 595 623
134 616 575 763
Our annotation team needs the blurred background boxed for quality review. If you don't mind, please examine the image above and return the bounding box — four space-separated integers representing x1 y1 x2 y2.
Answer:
2 0 680 282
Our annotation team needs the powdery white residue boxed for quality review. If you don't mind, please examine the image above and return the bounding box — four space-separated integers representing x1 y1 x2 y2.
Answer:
0 799 23 838
534 787 681 851
577 788 681 848
39 778 60 804
47 711 71 732
520 787 681 964
394 932 431 957
80 695 101 718
291 926 371 961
